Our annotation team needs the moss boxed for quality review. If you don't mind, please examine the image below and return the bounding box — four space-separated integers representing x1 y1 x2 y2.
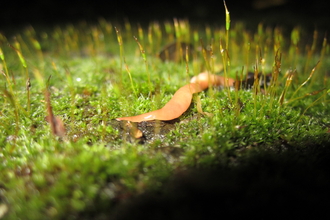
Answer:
0 16 329 219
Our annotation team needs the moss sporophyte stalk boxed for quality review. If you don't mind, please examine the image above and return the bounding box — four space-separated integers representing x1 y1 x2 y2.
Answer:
0 4 330 219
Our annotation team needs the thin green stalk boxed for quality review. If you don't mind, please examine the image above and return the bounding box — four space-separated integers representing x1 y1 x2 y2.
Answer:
219 40 232 103
114 27 124 85
285 88 326 105
253 64 259 119
1 46 27 125
302 31 316 79
243 32 251 76
0 46 13 94
3 89 19 148
9 43 30 115
289 27 300 68
290 61 320 99
151 21 162 54
31 37 44 70
209 39 215 74
64 66 76 123
124 19 132 41
137 23 144 42
134 36 151 92
233 67 244 125
200 39 211 72
279 70 294 106
148 25 154 53
123 58 137 98
221 1 232 104
223 0 231 53
269 49 281 110
115 27 137 97
299 90 328 121
173 18 181 40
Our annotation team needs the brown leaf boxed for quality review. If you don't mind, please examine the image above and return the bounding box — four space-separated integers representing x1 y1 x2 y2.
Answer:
45 115 66 138
45 89 66 138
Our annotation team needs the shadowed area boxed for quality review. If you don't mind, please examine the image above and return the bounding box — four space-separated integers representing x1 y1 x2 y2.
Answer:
108 144 330 219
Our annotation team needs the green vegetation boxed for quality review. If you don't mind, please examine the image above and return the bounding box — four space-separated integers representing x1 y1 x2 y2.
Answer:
1 12 330 219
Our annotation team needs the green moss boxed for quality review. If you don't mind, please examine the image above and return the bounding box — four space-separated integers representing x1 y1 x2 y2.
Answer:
0 16 329 219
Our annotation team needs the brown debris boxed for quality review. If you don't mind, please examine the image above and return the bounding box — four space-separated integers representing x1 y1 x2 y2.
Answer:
158 42 194 62
109 119 177 144
45 89 66 139
234 72 272 90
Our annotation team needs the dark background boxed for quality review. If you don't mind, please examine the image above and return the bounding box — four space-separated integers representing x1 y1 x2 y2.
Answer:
1 0 330 30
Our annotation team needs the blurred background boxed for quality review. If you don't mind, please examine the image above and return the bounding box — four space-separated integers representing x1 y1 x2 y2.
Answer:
1 0 329 30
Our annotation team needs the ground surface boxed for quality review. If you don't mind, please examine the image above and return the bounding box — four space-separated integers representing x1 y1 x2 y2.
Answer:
1 3 330 219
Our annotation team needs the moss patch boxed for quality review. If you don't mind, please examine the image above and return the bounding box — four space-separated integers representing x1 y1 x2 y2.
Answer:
0 16 329 219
